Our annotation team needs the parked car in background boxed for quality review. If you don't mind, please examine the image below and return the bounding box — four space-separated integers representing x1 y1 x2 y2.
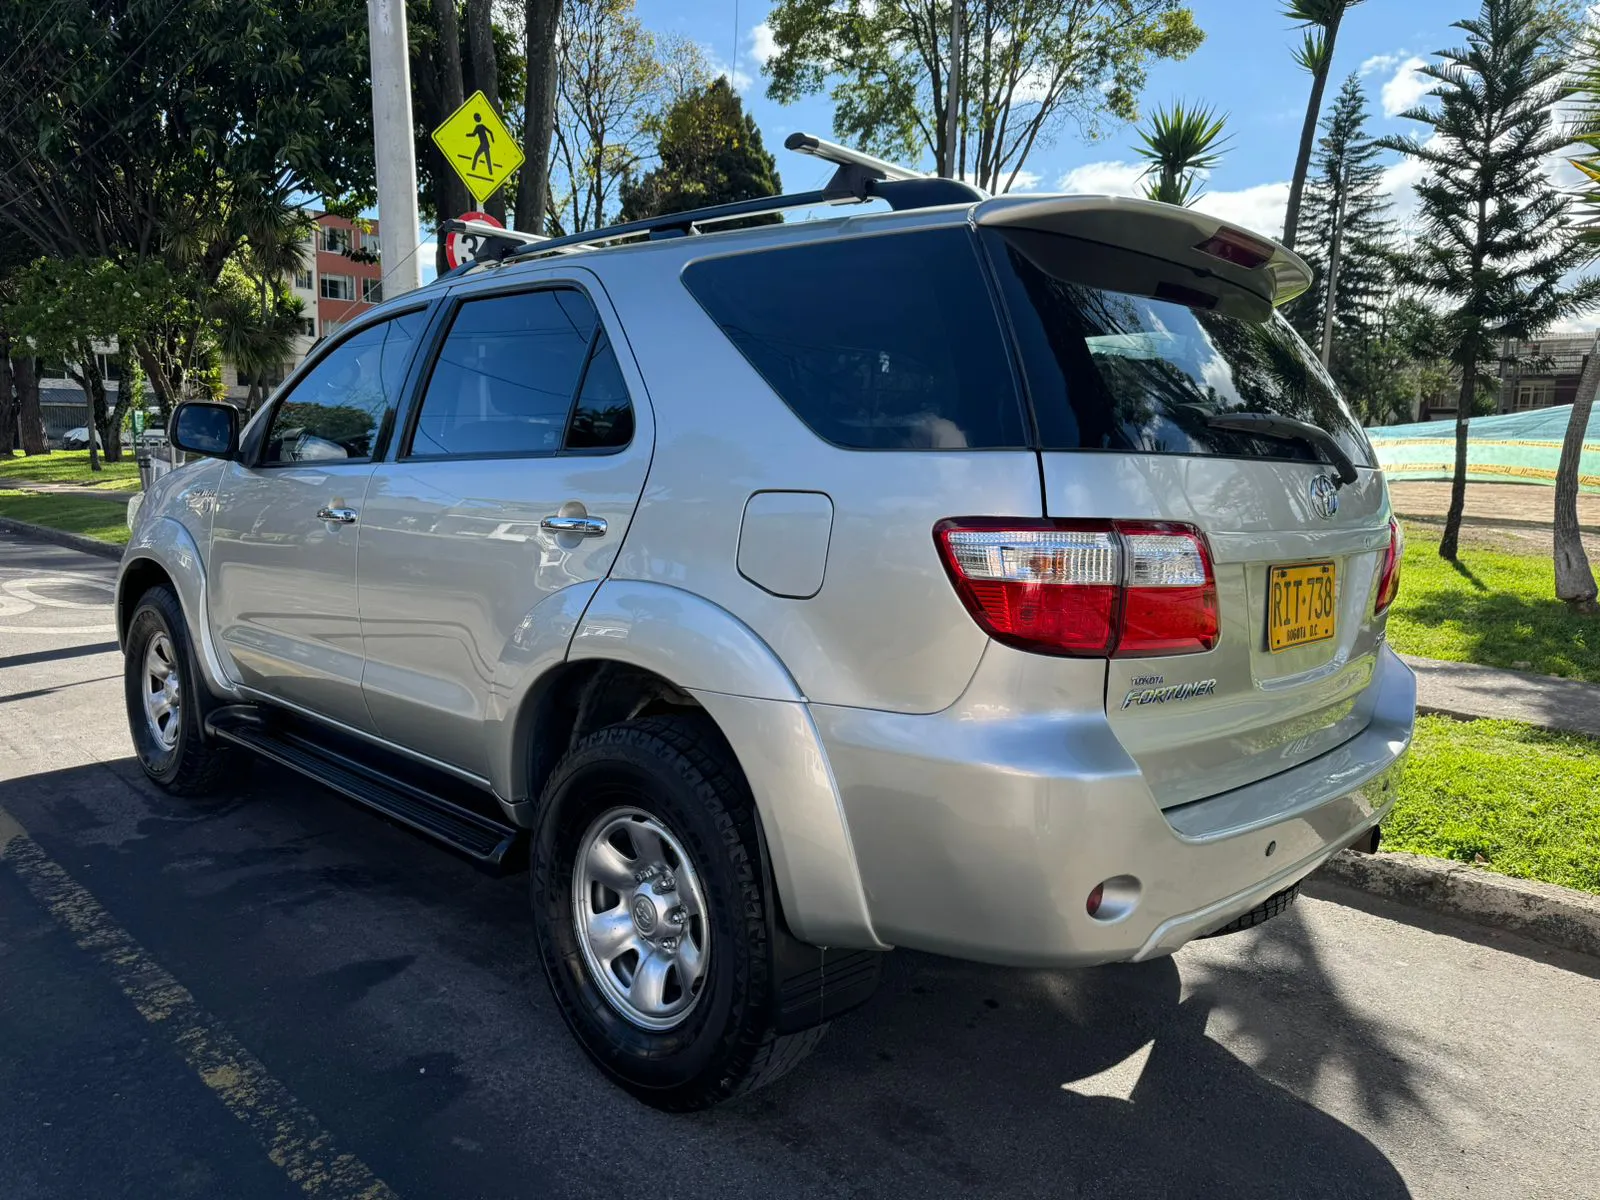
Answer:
114 135 1416 1112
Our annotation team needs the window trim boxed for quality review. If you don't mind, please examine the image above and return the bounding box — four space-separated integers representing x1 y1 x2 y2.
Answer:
320 273 356 301
397 280 635 463
245 302 432 470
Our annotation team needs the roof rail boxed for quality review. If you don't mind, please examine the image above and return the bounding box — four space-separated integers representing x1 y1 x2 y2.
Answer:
501 132 984 265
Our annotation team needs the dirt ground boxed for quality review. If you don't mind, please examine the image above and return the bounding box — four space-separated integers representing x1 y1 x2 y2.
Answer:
1387 481 1600 557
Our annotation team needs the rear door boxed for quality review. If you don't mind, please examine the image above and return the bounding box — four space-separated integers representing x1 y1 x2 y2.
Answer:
983 222 1394 808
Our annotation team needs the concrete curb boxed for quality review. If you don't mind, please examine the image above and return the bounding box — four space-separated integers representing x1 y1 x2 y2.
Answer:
1320 849 1600 959
0 517 124 561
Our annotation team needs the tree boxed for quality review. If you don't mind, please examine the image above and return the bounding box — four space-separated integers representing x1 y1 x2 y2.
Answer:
619 79 783 223
1556 18 1600 611
1288 74 1397 366
1133 102 1228 206
0 0 377 412
467 0 507 223
1378 0 1600 562
765 0 1203 192
550 0 709 233
517 0 563 234
1282 1 1366 251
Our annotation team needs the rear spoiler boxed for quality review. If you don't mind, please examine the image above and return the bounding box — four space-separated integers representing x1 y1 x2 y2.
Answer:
973 194 1312 314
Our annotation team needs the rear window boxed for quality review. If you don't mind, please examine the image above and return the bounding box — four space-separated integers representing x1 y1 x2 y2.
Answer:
985 228 1373 466
681 228 1028 450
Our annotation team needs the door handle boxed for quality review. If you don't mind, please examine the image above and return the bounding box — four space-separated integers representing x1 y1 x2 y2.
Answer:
540 514 607 538
317 506 358 524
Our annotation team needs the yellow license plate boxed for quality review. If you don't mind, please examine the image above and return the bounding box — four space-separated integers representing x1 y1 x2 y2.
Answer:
1268 561 1337 652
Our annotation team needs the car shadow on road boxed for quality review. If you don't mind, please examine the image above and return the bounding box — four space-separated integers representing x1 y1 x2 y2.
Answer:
6 756 1425 1199
732 931 1417 1199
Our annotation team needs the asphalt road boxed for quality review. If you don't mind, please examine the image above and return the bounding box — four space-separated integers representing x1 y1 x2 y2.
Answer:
3 532 1599 1200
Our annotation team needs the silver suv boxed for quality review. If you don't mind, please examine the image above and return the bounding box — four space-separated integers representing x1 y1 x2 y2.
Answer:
117 136 1414 1110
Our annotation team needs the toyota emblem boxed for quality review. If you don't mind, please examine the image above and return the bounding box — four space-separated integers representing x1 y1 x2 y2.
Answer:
1309 474 1340 520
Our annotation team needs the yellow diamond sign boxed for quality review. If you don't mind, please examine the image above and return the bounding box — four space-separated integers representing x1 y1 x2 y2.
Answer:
432 90 524 205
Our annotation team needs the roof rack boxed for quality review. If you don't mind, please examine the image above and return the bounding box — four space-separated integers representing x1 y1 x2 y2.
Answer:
500 132 985 265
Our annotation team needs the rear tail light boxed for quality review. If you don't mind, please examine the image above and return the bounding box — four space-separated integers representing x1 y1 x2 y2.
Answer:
1374 518 1403 615
935 519 1219 658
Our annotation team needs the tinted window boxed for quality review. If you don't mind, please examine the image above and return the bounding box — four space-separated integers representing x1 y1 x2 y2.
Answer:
410 289 597 458
262 310 424 464
564 334 634 450
987 228 1372 465
682 229 1027 450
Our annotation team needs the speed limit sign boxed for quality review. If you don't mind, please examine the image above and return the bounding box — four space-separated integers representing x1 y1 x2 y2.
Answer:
443 210 505 269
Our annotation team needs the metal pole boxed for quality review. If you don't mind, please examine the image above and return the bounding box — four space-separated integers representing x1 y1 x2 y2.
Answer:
943 0 962 179
368 0 422 295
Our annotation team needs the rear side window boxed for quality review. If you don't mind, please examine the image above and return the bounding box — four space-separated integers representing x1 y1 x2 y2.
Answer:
986 228 1372 466
682 228 1027 450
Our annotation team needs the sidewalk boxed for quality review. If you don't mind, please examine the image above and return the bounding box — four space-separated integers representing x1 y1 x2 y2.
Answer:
1 480 134 503
1402 653 1600 738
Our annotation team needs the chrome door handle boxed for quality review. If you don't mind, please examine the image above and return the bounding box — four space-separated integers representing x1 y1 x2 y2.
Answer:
541 514 607 538
317 506 358 524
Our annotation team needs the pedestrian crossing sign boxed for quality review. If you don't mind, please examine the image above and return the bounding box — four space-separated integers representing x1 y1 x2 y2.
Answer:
431 91 524 205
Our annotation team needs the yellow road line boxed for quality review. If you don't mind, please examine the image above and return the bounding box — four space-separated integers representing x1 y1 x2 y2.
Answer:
0 806 398 1200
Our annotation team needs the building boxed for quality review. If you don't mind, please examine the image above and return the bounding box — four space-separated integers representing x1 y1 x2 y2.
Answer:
1493 333 1599 413
223 210 383 404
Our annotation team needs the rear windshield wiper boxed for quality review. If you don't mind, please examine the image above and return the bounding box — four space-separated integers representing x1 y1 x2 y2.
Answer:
1205 412 1359 487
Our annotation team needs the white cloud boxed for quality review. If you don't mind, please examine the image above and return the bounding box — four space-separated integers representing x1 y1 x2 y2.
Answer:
750 21 778 66
1055 160 1145 195
1359 53 1401 78
1191 181 1291 240
702 44 753 93
1381 56 1432 118
1005 170 1043 193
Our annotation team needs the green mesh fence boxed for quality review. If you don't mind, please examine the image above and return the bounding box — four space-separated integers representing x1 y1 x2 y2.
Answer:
1367 404 1600 494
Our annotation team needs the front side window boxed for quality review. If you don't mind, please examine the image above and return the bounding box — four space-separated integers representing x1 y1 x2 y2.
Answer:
261 310 426 464
681 228 1028 450
409 288 610 458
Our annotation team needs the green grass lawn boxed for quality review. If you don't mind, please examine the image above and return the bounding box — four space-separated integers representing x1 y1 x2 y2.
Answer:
1385 527 1600 683
0 449 140 490
1386 715 1600 895
0 488 131 545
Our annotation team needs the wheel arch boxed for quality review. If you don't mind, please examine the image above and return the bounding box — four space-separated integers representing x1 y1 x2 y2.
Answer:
117 516 238 700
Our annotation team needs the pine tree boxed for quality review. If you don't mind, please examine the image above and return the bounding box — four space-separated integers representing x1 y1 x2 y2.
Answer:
1288 74 1399 420
619 78 782 225
1378 0 1600 561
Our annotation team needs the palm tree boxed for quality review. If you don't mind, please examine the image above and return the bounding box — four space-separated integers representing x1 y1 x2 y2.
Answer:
1378 0 1600 563
1282 0 1365 251
1134 102 1229 206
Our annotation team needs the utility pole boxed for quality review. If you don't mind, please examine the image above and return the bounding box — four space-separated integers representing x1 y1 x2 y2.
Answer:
368 0 422 295
942 0 962 179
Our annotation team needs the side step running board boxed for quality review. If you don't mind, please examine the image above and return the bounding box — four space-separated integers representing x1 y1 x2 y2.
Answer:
206 707 521 866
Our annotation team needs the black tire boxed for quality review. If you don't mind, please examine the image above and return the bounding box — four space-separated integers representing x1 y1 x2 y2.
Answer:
123 584 231 796
531 715 825 1110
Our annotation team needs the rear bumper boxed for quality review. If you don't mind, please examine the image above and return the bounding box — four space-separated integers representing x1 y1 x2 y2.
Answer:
808 643 1415 967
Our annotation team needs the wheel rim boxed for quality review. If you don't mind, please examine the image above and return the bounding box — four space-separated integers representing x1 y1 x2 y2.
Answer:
142 632 181 751
572 806 711 1031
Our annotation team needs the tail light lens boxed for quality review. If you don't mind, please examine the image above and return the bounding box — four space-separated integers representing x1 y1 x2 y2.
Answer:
1374 518 1403 615
935 519 1218 658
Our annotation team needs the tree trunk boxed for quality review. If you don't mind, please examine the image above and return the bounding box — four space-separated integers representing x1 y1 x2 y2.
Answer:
1283 14 1342 252
519 0 557 230
432 0 472 232
1319 183 1345 366
0 330 17 457
1554 343 1599 612
1440 357 1475 561
466 0 505 224
14 357 47 455
71 346 111 469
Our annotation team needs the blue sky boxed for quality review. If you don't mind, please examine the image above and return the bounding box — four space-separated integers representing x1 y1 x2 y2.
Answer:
634 0 1506 237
